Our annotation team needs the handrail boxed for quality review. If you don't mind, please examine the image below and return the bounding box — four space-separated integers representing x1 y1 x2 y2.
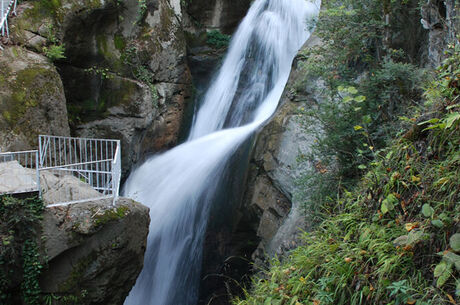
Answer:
0 0 17 49
38 135 121 206
0 135 121 206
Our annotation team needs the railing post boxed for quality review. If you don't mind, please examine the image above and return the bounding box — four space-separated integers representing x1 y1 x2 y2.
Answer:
38 135 42 167
36 150 41 198
1 0 4 37
111 140 121 206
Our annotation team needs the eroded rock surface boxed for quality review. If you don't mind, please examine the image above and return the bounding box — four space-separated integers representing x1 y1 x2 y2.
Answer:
241 35 324 262
40 198 150 305
6 0 193 175
0 47 70 151
421 0 459 67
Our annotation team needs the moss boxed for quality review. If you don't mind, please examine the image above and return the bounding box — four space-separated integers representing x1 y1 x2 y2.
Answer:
0 66 53 127
67 76 140 125
11 48 19 58
113 34 126 51
93 205 129 228
96 34 110 59
96 33 124 71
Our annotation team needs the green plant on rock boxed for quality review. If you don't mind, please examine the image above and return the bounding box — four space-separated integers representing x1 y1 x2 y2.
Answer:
295 0 423 224
121 44 159 107
43 44 66 61
136 0 147 24
84 66 114 80
207 30 231 49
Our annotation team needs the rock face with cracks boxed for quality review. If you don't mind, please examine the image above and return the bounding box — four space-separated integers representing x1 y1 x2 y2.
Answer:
5 0 193 175
241 35 325 263
40 197 149 305
0 46 70 151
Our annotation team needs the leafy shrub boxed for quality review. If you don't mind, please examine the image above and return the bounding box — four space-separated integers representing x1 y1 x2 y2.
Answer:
295 0 425 219
235 39 460 305
207 30 231 49
43 44 66 61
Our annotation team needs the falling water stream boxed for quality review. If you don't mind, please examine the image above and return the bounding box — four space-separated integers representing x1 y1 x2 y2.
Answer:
123 0 320 304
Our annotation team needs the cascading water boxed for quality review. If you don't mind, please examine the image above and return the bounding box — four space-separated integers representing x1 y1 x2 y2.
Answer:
123 0 320 304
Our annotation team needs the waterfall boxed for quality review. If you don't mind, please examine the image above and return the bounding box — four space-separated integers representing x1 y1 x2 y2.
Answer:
123 0 320 304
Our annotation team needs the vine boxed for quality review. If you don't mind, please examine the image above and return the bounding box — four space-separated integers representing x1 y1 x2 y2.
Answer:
0 195 45 305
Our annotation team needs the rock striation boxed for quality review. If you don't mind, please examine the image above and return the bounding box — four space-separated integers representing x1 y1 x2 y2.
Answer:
40 197 149 305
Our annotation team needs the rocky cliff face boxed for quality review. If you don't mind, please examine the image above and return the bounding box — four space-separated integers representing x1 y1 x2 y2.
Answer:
4 0 192 175
0 46 70 151
421 0 459 67
241 35 325 263
242 0 459 266
184 0 251 34
40 197 149 305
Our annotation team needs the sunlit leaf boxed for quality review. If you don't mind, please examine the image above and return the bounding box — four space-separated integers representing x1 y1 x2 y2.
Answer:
355 95 366 103
450 233 460 252
436 262 453 287
421 204 434 218
347 86 358 94
405 222 419 232
444 112 460 128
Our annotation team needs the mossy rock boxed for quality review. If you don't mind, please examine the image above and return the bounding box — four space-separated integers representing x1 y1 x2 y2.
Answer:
0 46 69 149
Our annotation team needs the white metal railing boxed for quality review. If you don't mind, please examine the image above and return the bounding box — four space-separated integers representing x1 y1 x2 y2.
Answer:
38 135 121 205
0 0 17 49
0 150 40 195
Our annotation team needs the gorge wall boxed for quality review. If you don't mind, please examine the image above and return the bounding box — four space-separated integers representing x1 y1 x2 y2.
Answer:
2 0 193 176
238 0 459 269
2 0 458 304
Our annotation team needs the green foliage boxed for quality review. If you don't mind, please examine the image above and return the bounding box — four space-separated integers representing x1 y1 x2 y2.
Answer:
235 111 460 304
236 40 460 305
206 30 231 49
136 0 147 24
0 195 45 304
180 0 191 7
295 0 424 222
43 290 88 305
84 66 114 80
43 44 66 61
21 240 42 305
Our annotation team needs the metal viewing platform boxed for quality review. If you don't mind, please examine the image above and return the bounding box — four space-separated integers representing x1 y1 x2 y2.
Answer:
0 135 121 207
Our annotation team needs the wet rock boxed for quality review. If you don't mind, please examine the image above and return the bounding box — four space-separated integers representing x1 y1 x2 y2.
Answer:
184 0 251 34
241 35 325 260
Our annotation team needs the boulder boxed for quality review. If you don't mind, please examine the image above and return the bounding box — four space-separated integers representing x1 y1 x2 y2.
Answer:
0 47 70 151
40 197 150 305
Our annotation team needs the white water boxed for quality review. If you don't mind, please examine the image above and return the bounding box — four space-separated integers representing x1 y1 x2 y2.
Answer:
123 1 320 304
